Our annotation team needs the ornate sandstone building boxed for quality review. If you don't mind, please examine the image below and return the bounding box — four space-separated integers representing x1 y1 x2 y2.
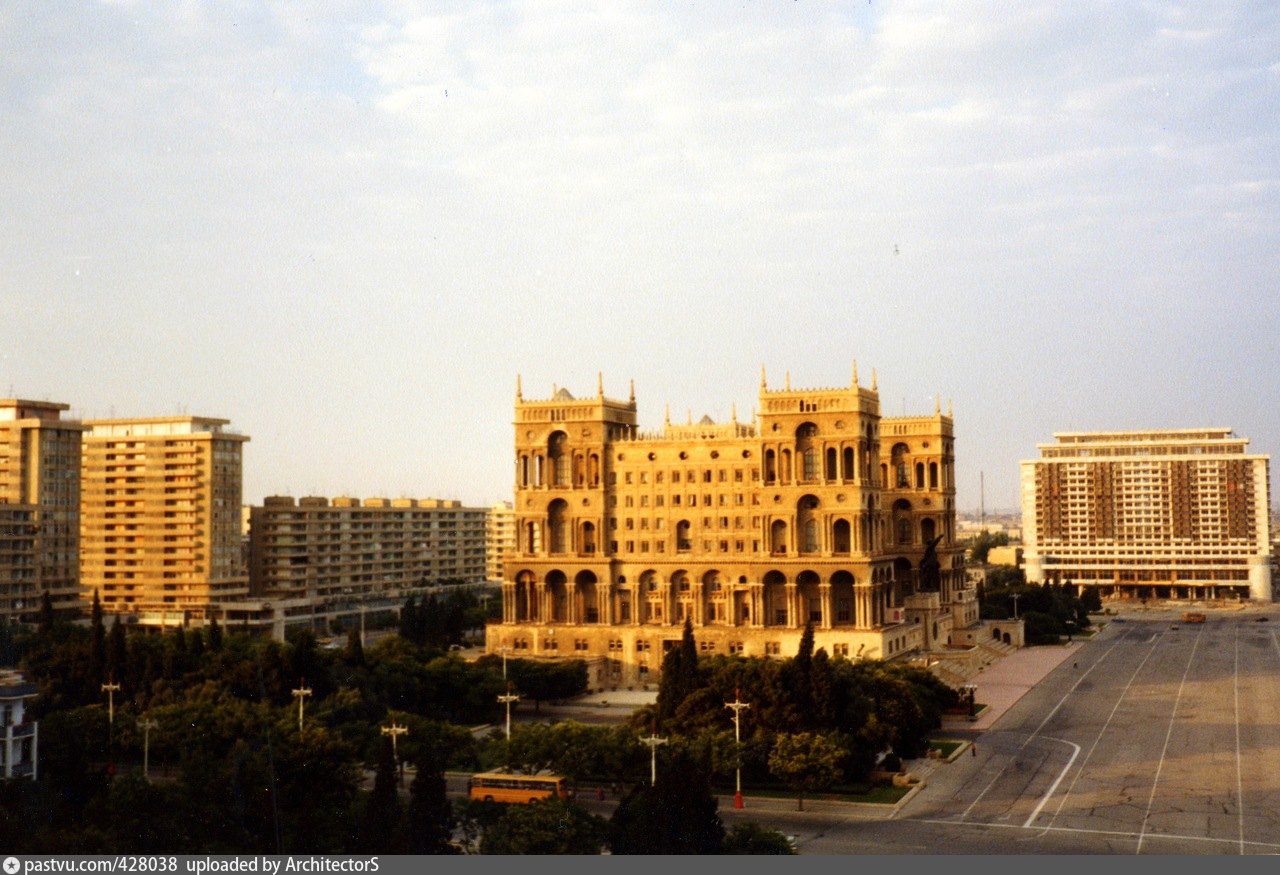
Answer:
488 367 991 687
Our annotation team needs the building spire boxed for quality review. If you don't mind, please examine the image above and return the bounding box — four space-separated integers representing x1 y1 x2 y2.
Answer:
731 402 738 423
785 371 791 391
687 409 692 426
629 379 635 403
948 398 953 417
597 372 604 398
852 359 858 387
664 405 671 427
871 369 878 391
935 394 941 415
760 364 767 389
516 374 523 401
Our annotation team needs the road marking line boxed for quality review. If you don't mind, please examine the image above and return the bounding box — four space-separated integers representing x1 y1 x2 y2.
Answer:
1135 624 1202 855
1235 624 1243 855
1022 737 1079 828
958 633 1130 823
908 817 1280 853
1043 622 1169 833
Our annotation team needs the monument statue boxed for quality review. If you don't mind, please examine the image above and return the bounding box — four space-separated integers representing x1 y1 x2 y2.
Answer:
919 535 943 592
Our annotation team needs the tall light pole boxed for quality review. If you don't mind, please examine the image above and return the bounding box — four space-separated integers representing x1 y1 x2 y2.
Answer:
101 679 121 732
291 679 312 732
497 681 520 741
381 717 409 786
499 644 511 679
640 730 668 787
1011 593 1021 620
137 716 157 780
725 689 751 809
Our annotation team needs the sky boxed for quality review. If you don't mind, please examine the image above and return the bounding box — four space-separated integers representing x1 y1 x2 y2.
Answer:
3 1 1278 515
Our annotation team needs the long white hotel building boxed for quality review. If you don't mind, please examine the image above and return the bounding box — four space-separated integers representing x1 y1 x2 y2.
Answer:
1021 429 1273 602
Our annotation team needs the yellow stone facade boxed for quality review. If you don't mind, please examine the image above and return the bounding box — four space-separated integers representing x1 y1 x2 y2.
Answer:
80 416 249 621
0 400 86 620
487 368 979 686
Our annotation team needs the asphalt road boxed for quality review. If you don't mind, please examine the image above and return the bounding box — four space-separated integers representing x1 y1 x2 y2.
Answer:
796 608 1280 855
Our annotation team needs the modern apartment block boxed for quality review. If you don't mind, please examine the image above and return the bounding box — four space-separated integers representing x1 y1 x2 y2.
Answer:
488 369 993 687
245 496 487 633
1021 429 1274 602
486 500 516 583
80 416 250 622
0 400 86 620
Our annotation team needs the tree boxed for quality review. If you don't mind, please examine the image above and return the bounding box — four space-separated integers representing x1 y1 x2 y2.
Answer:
398 595 419 644
722 822 797 855
89 589 106 687
480 798 606 854
207 617 223 651
358 738 403 853
344 627 365 668
1079 585 1103 614
657 618 699 722
39 590 55 634
608 747 723 854
768 732 844 811
403 748 457 854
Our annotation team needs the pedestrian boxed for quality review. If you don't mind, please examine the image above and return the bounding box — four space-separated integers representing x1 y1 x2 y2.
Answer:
971 743 977 757
1073 661 1078 669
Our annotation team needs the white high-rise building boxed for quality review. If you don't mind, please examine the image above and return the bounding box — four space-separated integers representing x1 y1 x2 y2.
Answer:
1021 429 1273 602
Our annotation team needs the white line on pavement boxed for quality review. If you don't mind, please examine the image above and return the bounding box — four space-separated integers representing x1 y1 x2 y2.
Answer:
1135 624 1203 855
1022 737 1080 829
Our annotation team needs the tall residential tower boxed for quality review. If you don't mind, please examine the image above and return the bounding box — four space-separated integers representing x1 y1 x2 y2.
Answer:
0 400 86 621
80 416 249 622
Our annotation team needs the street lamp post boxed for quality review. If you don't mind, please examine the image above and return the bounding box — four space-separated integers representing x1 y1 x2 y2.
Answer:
640 730 668 787
499 644 511 680
381 718 409 786
497 682 520 741
963 684 978 720
1011 593 1021 620
137 716 157 780
724 689 751 809
291 680 312 732
101 679 121 732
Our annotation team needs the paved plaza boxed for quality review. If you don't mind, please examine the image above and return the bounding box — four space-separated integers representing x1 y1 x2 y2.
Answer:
794 604 1280 854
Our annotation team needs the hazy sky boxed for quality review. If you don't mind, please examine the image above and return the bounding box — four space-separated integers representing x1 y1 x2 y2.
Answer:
4 1 1278 514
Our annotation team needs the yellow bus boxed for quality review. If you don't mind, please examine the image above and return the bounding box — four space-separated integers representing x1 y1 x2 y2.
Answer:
468 771 569 804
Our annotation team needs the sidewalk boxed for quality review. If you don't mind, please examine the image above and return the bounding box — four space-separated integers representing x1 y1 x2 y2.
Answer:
946 640 1083 731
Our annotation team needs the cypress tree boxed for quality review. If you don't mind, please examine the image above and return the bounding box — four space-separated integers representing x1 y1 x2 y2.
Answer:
89 589 106 685
403 748 456 853
208 616 223 651
39 590 55 634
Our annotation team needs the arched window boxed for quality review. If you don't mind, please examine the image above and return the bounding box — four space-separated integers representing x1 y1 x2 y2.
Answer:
897 518 911 545
764 449 777 483
589 453 601 486
797 495 820 554
781 449 793 484
833 519 851 554
582 521 597 554
770 519 788 554
825 447 837 481
524 521 541 553
548 499 569 553
921 517 936 544
915 462 924 489
548 432 569 486
929 461 938 489
842 447 854 481
892 443 910 488
676 520 692 551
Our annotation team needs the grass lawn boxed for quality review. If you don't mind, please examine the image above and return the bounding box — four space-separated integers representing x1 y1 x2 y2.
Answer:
733 782 912 806
928 739 965 759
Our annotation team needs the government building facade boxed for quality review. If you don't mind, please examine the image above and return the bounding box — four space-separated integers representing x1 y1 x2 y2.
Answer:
1021 429 1273 602
487 367 993 688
